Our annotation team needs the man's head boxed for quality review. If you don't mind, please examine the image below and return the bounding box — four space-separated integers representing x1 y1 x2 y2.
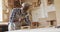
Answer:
22 3 30 11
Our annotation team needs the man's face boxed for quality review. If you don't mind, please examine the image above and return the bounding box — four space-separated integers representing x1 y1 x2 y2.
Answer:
21 6 29 11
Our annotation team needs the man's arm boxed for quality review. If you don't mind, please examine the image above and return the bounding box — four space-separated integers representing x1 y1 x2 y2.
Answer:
8 9 16 31
9 9 16 22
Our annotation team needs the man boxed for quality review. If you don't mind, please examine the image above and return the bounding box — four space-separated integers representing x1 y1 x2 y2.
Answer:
8 2 31 31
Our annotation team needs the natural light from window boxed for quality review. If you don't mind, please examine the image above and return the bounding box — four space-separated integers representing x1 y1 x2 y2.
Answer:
0 0 2 21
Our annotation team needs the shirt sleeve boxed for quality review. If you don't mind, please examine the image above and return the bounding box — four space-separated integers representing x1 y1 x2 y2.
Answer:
9 9 16 22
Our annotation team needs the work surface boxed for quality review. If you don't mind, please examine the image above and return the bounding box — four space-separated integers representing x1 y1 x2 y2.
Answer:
7 28 60 32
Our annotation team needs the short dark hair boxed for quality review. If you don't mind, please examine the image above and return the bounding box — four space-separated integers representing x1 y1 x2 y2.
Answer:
22 3 30 11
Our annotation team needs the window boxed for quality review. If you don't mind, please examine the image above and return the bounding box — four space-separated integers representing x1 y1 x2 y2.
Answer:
0 0 2 21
